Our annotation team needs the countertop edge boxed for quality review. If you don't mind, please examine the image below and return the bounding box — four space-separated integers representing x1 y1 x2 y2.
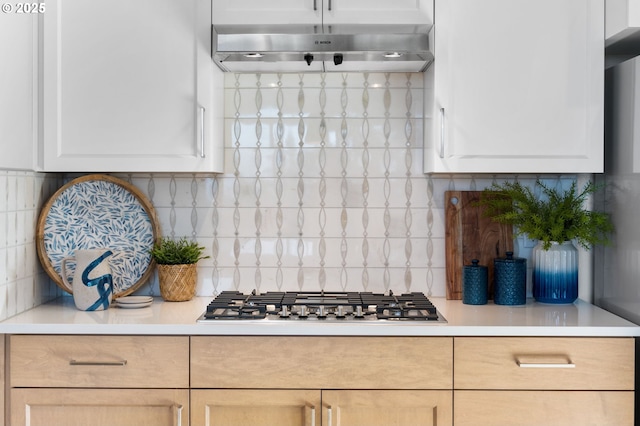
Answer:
1 296 639 337
0 324 638 337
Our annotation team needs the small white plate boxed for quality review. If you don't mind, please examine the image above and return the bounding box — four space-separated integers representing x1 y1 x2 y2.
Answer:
115 300 153 309
115 296 153 304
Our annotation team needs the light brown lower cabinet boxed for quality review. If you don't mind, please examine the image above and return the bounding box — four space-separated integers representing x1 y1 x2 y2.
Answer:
191 389 321 426
7 335 190 426
0 335 4 425
5 335 636 425
454 390 634 426
190 336 454 426
191 389 452 426
321 390 452 426
453 337 636 426
10 388 189 426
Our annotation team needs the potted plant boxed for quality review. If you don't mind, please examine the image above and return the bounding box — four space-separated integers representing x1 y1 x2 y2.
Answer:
477 180 613 304
149 237 209 301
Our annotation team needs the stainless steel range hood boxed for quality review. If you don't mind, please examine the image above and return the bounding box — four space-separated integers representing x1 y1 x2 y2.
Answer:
212 25 434 73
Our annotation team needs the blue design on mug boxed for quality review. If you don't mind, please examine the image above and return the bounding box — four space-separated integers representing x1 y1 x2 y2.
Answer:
82 250 113 311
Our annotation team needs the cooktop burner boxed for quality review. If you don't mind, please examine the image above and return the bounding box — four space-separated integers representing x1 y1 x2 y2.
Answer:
198 290 446 322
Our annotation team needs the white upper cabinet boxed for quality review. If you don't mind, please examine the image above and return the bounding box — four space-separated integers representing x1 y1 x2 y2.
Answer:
606 0 640 67
605 56 640 174
324 0 433 28
40 0 224 173
425 0 604 174
212 0 321 28
0 11 37 171
212 0 433 30
606 0 640 43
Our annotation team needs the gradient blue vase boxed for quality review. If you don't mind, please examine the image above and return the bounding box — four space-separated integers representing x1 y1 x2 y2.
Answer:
533 241 578 304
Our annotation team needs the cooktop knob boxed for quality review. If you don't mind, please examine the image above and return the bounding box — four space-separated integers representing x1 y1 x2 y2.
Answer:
280 305 290 318
354 305 364 318
317 305 327 318
298 305 308 318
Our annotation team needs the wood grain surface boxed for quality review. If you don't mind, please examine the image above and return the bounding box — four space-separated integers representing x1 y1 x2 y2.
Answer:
191 336 453 389
445 191 514 300
9 335 189 388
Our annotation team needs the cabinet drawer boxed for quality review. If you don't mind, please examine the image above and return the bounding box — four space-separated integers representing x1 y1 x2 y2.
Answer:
454 337 634 390
454 390 634 426
9 335 189 388
191 336 453 389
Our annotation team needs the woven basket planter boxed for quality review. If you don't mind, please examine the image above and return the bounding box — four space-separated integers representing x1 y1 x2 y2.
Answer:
157 263 197 302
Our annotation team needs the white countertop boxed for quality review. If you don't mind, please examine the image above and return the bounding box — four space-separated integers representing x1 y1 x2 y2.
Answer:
0 296 638 336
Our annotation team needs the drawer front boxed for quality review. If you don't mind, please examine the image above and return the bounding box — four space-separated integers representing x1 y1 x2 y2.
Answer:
9 335 189 388
454 337 634 390
454 390 634 426
191 336 453 389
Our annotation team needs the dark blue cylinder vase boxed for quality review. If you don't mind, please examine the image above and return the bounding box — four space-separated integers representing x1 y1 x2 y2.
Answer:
494 251 526 305
463 259 488 305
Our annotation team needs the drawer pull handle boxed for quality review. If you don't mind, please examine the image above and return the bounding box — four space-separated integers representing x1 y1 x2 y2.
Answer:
69 359 127 366
309 406 316 426
198 106 206 158
327 406 332 426
517 361 575 369
175 404 183 426
439 107 445 159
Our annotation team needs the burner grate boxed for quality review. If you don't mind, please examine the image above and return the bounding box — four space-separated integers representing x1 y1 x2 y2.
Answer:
200 290 445 322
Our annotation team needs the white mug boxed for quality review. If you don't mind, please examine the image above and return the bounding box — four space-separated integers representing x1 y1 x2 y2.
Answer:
61 249 114 311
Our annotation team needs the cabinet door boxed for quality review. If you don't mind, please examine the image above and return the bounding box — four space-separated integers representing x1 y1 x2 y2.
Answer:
212 0 321 28
0 336 4 425
322 390 452 426
606 0 640 42
41 0 223 172
324 0 433 28
426 0 604 173
454 390 634 426
212 0 432 31
606 56 640 173
0 9 36 170
191 389 321 426
10 388 189 426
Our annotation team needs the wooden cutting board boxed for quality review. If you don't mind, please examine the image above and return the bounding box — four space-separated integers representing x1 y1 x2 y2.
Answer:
445 191 514 300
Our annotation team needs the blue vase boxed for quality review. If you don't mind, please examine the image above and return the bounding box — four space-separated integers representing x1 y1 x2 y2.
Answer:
463 259 488 305
533 241 578 304
493 251 527 305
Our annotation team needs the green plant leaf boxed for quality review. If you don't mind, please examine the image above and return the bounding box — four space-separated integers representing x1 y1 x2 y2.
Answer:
476 180 613 250
149 237 210 265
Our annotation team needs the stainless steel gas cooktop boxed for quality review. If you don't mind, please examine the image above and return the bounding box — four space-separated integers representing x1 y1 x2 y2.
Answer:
197 290 446 323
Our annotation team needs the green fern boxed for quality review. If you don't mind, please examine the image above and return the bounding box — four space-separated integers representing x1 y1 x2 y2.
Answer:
477 181 613 250
149 237 210 265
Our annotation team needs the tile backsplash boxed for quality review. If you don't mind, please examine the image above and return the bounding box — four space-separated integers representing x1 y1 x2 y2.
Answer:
113 73 576 298
1 73 578 320
0 170 62 320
